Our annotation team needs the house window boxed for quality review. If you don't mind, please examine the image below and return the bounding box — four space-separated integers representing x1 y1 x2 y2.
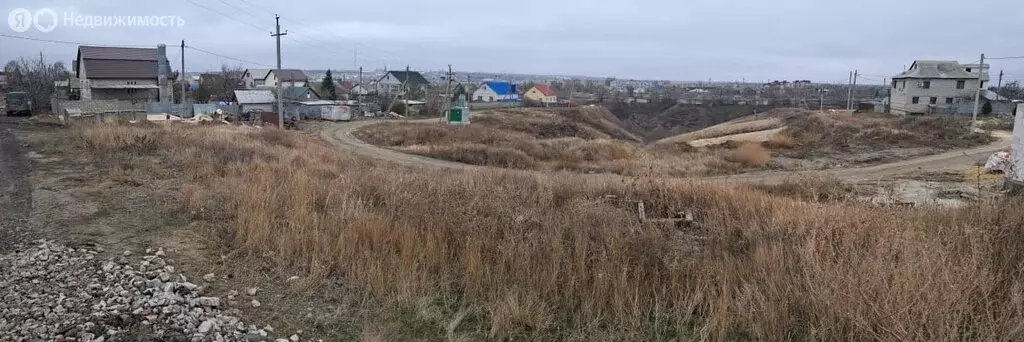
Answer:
892 80 897 88
476 96 482 101
921 81 930 89
912 97 920 104
966 68 972 72
980 81 986 88
945 97 954 104
929 97 937 104
956 80 965 89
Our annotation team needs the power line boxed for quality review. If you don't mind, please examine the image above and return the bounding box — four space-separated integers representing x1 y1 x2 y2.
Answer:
0 33 150 48
183 0 269 32
987 56 1024 60
185 45 274 68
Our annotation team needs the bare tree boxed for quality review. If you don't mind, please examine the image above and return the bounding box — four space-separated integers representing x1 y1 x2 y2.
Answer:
4 54 70 109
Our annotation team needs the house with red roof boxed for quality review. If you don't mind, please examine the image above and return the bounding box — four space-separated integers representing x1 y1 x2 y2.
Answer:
524 84 558 104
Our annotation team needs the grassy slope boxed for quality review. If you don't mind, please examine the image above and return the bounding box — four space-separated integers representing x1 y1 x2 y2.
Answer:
74 122 1024 341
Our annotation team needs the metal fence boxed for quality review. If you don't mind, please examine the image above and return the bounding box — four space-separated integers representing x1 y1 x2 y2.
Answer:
469 101 523 110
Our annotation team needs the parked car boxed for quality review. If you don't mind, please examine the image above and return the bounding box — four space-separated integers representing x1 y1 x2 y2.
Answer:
5 92 31 116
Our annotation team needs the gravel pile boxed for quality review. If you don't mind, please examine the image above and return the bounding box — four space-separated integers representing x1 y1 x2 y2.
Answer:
0 240 306 341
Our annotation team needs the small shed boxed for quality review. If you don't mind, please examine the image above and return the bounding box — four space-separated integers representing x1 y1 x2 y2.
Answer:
234 90 275 114
289 100 351 121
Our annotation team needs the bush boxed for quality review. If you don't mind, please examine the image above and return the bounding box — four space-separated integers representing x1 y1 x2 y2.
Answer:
725 142 770 166
389 102 407 115
767 134 795 149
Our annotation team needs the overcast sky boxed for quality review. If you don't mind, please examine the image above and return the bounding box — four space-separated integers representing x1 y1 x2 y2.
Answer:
3 0 1024 83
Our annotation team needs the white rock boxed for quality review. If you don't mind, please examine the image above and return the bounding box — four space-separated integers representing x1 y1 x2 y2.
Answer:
123 250 132 256
264 325 274 332
203 273 216 282
246 288 258 296
155 248 165 257
195 297 221 307
198 319 216 334
276 339 290 342
290 334 300 341
286 276 300 282
251 299 261 308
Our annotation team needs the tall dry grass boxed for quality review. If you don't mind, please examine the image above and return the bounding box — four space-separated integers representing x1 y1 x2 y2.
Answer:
358 122 762 177
73 122 1024 340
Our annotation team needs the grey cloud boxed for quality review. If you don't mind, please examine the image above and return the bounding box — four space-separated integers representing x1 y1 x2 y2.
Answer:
2 0 1024 81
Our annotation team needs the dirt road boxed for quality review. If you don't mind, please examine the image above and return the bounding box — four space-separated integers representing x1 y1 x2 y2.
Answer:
0 116 33 253
317 120 1011 184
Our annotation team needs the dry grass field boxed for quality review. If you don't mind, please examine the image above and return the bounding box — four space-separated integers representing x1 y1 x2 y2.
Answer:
68 121 1024 340
356 107 776 176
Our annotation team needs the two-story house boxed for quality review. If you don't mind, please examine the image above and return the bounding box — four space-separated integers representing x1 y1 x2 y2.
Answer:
242 69 271 89
376 70 430 96
73 44 174 102
890 60 988 115
264 69 308 88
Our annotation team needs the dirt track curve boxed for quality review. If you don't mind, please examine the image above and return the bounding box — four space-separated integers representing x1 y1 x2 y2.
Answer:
317 119 1011 184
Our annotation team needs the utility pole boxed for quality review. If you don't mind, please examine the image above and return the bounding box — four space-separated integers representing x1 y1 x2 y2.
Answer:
271 14 287 127
851 70 858 110
819 88 825 111
180 40 186 105
846 70 854 110
973 53 985 123
358 66 363 113
998 69 1004 92
445 64 453 119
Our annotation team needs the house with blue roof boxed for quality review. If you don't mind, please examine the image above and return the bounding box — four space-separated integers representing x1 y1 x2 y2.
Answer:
472 81 520 102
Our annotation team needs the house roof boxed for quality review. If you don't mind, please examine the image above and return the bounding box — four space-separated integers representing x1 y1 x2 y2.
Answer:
340 81 355 89
484 81 517 95
79 46 158 61
893 60 976 79
281 86 319 100
383 71 429 85
77 46 160 79
234 90 275 104
245 68 272 80
270 69 308 82
532 84 556 96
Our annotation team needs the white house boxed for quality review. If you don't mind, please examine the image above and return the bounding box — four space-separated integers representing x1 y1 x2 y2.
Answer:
890 60 988 115
265 69 308 88
376 70 430 95
242 68 271 89
472 81 520 102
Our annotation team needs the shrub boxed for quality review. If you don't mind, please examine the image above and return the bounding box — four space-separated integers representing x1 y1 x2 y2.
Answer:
725 142 770 166
767 134 795 149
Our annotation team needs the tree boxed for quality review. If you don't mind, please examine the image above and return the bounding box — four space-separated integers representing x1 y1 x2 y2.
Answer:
982 100 993 115
321 69 337 100
191 65 244 103
406 82 425 100
4 54 70 110
997 81 1024 100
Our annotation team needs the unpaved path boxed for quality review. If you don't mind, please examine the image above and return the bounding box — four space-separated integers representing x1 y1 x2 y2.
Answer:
0 116 34 252
317 120 1011 184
